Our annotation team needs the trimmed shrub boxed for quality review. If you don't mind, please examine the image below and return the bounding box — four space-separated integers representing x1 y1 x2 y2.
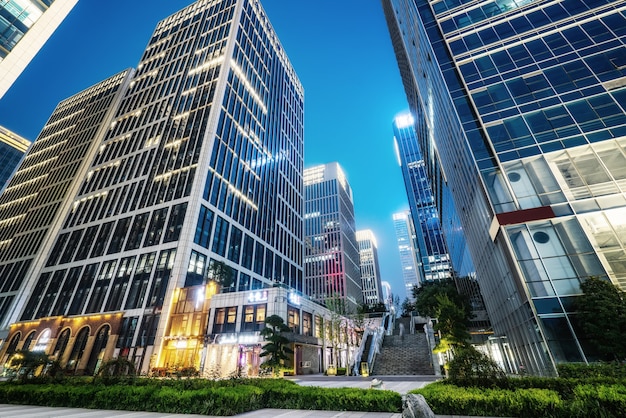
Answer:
447 346 505 387
557 362 626 379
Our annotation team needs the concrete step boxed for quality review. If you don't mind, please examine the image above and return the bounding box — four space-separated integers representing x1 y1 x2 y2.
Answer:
372 333 435 376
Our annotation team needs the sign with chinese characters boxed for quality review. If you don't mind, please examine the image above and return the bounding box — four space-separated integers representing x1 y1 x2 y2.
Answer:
247 290 268 303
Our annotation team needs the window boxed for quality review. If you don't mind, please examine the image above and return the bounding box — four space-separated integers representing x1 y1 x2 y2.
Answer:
164 202 187 242
241 303 265 332
302 311 312 336
287 305 299 333
212 306 237 333
211 216 229 256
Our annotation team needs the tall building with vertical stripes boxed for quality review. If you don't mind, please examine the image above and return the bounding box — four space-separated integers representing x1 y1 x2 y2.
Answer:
0 125 30 193
392 211 421 301
393 112 454 284
0 0 78 98
0 0 304 376
304 163 362 313
384 0 626 374
356 229 384 305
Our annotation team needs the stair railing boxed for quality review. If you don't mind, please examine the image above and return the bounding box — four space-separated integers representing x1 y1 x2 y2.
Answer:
367 312 392 373
351 327 373 376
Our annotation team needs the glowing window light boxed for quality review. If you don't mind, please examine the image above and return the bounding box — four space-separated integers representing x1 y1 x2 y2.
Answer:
230 62 267 114
188 55 224 76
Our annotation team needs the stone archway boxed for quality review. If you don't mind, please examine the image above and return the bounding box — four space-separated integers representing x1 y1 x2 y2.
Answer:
86 325 110 375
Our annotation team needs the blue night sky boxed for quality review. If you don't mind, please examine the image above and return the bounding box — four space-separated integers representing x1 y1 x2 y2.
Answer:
0 0 412 301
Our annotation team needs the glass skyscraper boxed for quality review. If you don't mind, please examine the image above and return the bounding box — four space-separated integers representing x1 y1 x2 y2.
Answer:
393 211 422 301
384 0 626 374
0 125 30 193
356 229 384 305
0 0 304 375
0 0 78 98
394 112 453 283
304 163 363 312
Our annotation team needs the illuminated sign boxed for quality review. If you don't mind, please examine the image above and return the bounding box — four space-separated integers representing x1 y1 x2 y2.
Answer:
218 334 260 345
288 291 301 306
247 290 268 303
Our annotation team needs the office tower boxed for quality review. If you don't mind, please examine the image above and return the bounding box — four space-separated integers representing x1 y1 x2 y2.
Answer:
0 0 78 98
392 211 421 301
0 0 304 375
0 71 132 336
304 163 362 312
356 229 384 305
383 0 626 374
0 125 30 192
394 112 453 283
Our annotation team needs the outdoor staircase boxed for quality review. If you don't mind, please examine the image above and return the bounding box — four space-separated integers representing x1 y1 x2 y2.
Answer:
371 318 435 376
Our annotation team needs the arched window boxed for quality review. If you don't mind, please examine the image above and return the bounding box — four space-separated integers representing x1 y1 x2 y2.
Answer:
22 331 37 351
3 332 21 362
67 327 89 373
53 328 71 361
86 325 110 375
33 329 51 352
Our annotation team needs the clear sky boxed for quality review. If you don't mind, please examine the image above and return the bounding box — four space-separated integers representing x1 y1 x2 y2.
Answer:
0 0 412 301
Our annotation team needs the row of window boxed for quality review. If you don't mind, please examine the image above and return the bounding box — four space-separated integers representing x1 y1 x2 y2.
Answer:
21 249 176 321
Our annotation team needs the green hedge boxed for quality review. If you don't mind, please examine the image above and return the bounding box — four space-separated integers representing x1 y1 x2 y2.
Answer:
0 378 401 415
557 362 626 379
413 380 626 418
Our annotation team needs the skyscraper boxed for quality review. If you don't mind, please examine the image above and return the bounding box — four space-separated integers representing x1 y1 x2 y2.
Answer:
0 0 78 98
356 229 384 305
304 163 362 312
392 211 421 301
0 0 304 375
394 112 453 283
384 0 626 374
0 125 30 192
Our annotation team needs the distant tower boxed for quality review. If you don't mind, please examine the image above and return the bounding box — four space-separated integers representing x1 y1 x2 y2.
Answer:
304 162 362 312
394 113 452 283
0 0 78 98
0 0 303 375
392 211 421 302
356 229 384 305
0 126 30 193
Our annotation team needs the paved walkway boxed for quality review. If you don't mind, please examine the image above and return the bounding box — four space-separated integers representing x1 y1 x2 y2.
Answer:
0 375 441 417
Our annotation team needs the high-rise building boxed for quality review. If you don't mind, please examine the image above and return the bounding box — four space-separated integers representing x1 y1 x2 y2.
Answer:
0 0 78 98
392 211 421 301
394 112 453 283
304 163 362 312
356 229 384 305
0 0 305 376
0 125 30 192
384 0 626 374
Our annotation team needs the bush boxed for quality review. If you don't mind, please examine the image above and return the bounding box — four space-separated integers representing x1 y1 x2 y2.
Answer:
414 380 626 418
557 362 626 379
447 346 505 386
0 377 402 415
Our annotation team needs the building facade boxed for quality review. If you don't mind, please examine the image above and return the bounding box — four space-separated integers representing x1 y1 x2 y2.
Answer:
384 0 626 374
0 125 30 193
394 112 453 283
392 211 422 301
356 229 384 305
0 0 306 376
0 0 78 98
304 163 363 313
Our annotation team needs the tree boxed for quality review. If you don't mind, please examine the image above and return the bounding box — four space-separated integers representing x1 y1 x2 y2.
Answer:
259 314 294 376
434 294 471 349
413 279 469 318
574 277 626 361
5 350 52 382
401 297 415 317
